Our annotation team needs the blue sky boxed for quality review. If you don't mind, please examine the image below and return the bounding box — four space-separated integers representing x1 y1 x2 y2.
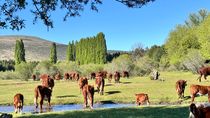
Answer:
1 0 210 51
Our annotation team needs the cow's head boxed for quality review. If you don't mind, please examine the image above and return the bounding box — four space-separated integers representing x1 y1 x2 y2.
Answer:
79 77 88 89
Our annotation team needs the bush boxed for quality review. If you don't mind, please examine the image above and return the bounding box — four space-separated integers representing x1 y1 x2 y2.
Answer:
34 60 58 78
80 64 104 76
0 71 18 80
56 61 81 75
15 62 36 80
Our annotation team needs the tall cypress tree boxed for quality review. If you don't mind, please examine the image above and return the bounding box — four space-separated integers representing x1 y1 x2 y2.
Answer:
50 42 57 64
66 42 73 61
15 39 26 64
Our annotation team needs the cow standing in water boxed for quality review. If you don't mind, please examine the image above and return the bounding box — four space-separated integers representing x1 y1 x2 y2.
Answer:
175 80 187 99
78 77 94 109
189 103 210 118
34 85 52 111
197 66 210 82
135 93 150 106
14 93 24 113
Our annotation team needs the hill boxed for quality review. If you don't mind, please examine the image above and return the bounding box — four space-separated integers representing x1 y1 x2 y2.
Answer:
0 35 67 61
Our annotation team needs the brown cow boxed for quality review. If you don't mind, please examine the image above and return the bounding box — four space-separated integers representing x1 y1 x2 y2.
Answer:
197 66 210 82
190 84 210 102
135 93 150 106
175 80 187 99
54 72 61 80
114 71 120 83
14 93 24 113
69 72 80 81
90 72 96 79
107 73 113 83
64 73 70 80
32 74 36 81
96 71 107 79
78 77 94 109
189 103 210 118
95 76 105 95
40 74 54 90
122 71 129 78
34 85 52 111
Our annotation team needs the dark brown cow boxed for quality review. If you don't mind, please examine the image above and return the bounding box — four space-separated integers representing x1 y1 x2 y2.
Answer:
54 72 61 80
190 84 210 102
32 74 36 81
114 71 120 83
69 72 80 81
64 73 70 80
40 74 54 90
95 76 105 95
78 77 94 109
34 85 52 111
135 93 150 106
14 93 24 113
189 103 210 118
90 72 96 79
175 80 187 99
197 67 210 82
122 71 129 78
107 73 113 83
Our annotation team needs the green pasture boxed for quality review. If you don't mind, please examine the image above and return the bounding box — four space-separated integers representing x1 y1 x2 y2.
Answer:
0 71 209 106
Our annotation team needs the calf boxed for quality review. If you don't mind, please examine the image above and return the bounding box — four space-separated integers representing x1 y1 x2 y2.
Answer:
32 74 36 81
189 103 210 118
197 66 210 82
135 93 150 106
122 71 129 78
64 73 70 80
107 73 113 83
34 85 52 111
95 76 105 95
78 77 94 109
175 80 187 99
90 72 96 79
14 93 24 113
190 84 210 102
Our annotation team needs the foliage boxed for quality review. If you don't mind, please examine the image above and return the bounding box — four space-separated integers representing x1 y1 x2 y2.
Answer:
50 42 57 64
146 45 165 62
56 61 81 75
15 62 36 80
79 64 104 76
0 0 154 30
15 39 26 64
76 32 107 65
131 43 145 61
34 60 58 77
0 60 15 71
66 41 75 62
104 54 133 73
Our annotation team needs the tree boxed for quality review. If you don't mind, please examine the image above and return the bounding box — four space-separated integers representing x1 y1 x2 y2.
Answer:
0 0 154 30
131 43 145 61
66 41 74 62
15 39 26 64
50 42 57 64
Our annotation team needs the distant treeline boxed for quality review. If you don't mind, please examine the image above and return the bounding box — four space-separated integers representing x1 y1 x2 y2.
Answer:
0 60 15 71
67 32 107 65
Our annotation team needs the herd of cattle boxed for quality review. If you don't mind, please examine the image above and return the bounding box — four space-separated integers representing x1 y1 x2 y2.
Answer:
12 66 210 117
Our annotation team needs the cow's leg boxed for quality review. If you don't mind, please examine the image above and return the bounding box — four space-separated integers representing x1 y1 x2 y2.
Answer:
204 75 207 80
40 97 44 111
197 75 202 82
47 96 51 108
34 97 38 108
191 94 195 103
83 92 88 108
88 93 94 109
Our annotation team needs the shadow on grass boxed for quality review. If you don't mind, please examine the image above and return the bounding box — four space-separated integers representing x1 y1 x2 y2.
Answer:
56 95 77 98
19 106 189 118
105 91 121 95
105 84 113 86
121 82 132 84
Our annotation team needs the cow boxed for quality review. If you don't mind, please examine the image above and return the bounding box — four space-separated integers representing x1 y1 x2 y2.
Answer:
64 73 70 80
175 80 187 99
189 103 210 118
107 73 113 83
54 72 61 80
78 77 94 109
14 93 24 113
69 72 80 81
95 76 105 95
90 72 96 79
96 71 107 79
32 74 36 81
34 85 52 111
197 66 210 82
135 93 150 106
190 84 210 102
122 71 129 78
114 71 120 83
40 74 54 90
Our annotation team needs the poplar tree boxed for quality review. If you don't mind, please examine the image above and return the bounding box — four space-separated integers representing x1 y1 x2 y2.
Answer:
50 42 57 64
15 39 26 64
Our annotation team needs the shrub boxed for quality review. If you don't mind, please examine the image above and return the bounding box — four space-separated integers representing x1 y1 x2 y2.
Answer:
80 64 104 76
56 61 81 75
15 62 36 80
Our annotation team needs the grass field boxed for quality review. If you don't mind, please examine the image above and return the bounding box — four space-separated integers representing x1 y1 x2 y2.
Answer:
0 71 209 117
